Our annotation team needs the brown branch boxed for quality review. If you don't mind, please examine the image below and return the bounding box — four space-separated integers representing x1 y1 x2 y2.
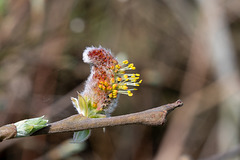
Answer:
0 100 183 142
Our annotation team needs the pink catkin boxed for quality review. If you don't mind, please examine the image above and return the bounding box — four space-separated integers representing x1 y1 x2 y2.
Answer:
81 46 118 113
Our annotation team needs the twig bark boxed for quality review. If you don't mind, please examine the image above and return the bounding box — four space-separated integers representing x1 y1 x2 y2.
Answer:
0 100 183 142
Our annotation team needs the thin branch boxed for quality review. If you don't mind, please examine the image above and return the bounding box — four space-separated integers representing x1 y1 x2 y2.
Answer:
0 100 183 142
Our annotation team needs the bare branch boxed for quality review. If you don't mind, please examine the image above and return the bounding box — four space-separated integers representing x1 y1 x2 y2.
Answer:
0 100 183 142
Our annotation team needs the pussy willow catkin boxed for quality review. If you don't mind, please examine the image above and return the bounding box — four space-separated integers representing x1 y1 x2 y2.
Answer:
71 46 142 118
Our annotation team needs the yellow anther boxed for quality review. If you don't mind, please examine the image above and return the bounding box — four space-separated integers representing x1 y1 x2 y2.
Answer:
122 86 128 90
112 84 118 89
104 80 108 86
123 75 128 79
115 64 120 69
112 90 118 94
128 91 133 96
139 80 142 83
107 86 112 91
109 93 113 98
110 78 115 83
102 86 106 90
136 73 140 76
117 77 122 81
113 95 117 98
128 63 134 68
99 80 104 84
131 75 135 78
110 66 114 70
93 103 97 108
123 60 129 64
131 66 136 70
132 79 137 83
98 84 102 89
132 77 139 82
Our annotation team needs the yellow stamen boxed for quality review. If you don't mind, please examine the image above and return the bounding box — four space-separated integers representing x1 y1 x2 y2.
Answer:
107 86 112 91
112 90 118 94
123 60 129 64
123 75 128 79
128 63 134 68
128 91 133 96
117 77 122 81
93 103 97 108
104 81 108 86
119 71 125 74
132 79 137 83
112 84 118 89
122 86 128 90
115 64 120 69
110 78 115 83
109 93 113 98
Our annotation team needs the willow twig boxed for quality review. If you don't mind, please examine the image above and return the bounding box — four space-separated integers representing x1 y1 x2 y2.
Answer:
0 100 183 142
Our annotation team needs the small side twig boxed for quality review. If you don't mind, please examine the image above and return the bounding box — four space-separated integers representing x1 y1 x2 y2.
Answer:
0 100 183 142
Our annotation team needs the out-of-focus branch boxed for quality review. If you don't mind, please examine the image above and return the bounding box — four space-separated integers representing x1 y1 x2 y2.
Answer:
199 144 240 160
0 100 183 142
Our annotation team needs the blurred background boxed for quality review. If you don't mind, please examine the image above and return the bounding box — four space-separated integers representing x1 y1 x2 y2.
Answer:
0 0 240 160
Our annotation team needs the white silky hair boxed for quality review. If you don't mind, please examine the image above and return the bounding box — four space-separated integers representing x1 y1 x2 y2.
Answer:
82 46 113 64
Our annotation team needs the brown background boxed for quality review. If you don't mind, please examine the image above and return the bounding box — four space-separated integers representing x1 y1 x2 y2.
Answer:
0 0 240 160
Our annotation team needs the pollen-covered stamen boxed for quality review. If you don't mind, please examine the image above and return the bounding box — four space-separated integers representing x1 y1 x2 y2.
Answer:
122 60 129 64
121 74 140 83
117 90 133 96
118 85 128 90
125 82 140 86
110 78 115 83
116 77 121 81
101 59 142 99
107 86 112 91
112 84 118 89
128 91 133 96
